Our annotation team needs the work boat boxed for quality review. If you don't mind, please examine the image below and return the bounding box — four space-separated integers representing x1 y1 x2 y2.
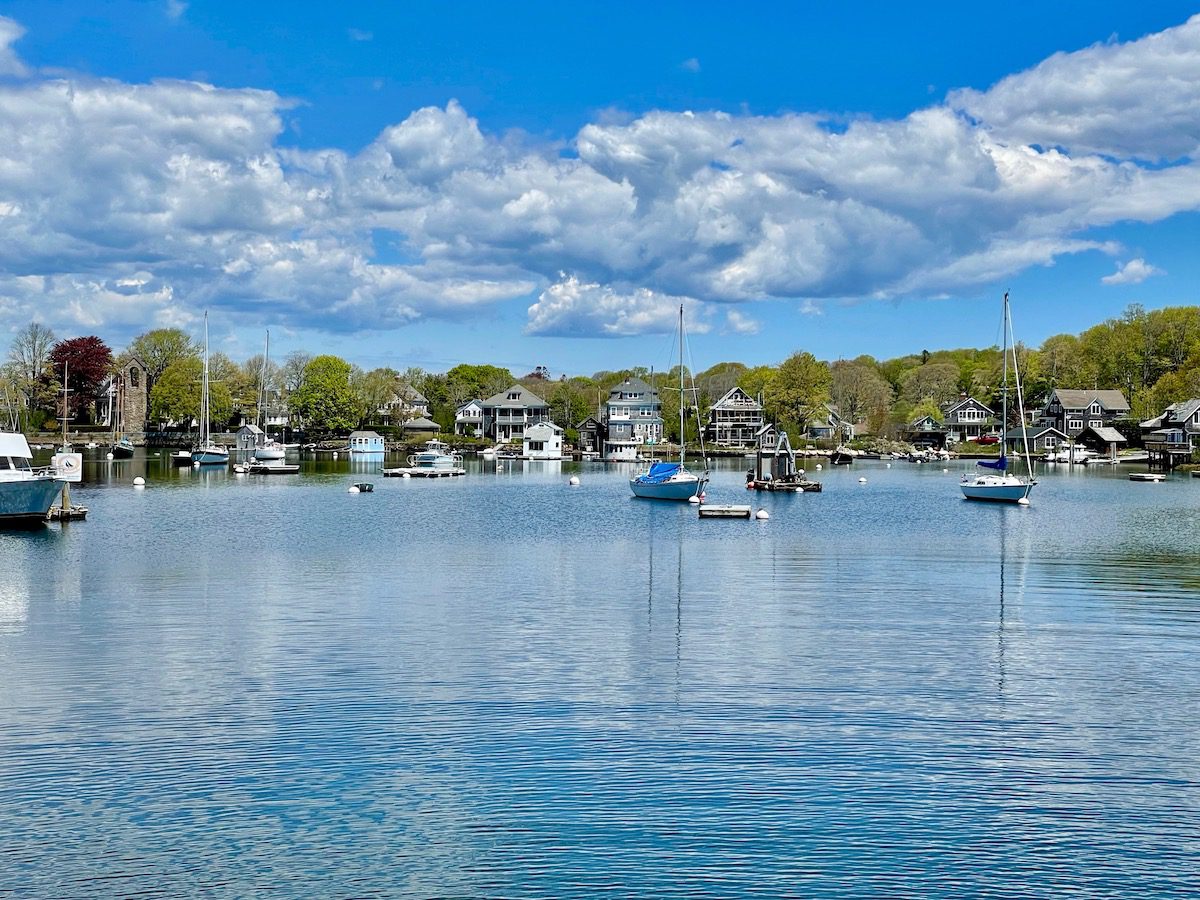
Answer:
630 304 709 501
253 330 286 461
408 438 462 469
0 432 67 524
961 292 1036 504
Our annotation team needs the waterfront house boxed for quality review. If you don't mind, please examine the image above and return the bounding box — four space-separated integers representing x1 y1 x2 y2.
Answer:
603 377 663 460
1038 389 1130 437
1005 424 1070 454
349 430 385 455
575 415 602 454
235 423 265 451
706 387 764 448
941 395 994 442
1140 398 1200 449
903 414 948 449
522 421 564 459
1074 425 1127 460
481 385 551 442
807 404 853 442
454 399 485 437
379 385 431 425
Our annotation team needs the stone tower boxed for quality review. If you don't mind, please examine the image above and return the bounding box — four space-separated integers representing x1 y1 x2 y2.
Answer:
120 354 150 435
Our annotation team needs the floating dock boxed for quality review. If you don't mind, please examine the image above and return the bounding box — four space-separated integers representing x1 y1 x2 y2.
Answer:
383 467 466 478
247 463 300 474
1129 472 1167 482
698 504 752 519
748 478 821 493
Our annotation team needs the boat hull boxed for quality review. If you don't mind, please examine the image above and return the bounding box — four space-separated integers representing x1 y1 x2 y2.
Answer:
253 445 285 461
960 476 1034 503
110 442 135 460
629 475 707 501
0 477 65 522
192 447 229 465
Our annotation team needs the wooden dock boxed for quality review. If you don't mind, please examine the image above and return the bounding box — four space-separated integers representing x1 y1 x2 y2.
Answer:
698 504 752 519
383 467 466 478
748 478 821 493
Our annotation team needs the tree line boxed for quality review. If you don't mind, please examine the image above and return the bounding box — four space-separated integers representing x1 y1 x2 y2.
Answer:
4 303 1200 438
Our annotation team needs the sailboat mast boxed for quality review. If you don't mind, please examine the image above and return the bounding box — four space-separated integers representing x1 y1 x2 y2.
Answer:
258 329 269 431
202 311 210 446
1000 293 1009 457
678 304 685 465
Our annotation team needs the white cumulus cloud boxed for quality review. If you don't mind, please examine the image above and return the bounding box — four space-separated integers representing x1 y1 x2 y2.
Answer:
0 16 28 77
1101 257 1163 285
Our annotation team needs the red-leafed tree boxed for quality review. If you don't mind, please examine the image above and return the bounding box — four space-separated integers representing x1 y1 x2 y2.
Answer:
48 336 113 421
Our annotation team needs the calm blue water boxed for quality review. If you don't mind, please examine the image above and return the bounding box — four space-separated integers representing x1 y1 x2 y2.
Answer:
2 451 1199 897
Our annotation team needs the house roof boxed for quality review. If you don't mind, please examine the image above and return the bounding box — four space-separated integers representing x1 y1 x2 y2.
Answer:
395 385 428 404
710 386 760 409
576 415 601 428
350 430 383 439
455 399 483 413
1005 424 1069 440
402 417 440 431
607 377 657 401
483 384 548 408
1050 389 1130 411
1169 398 1200 423
943 396 993 415
525 421 564 435
239 424 263 434
1080 425 1126 443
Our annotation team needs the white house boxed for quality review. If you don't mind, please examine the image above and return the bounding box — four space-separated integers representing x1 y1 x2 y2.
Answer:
522 421 564 459
455 399 485 436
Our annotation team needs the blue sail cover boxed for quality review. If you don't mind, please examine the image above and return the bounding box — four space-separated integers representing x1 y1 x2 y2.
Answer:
635 462 682 483
977 455 1008 470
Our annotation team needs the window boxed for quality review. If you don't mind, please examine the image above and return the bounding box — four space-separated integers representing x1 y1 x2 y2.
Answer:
1068 418 1083 431
529 441 544 451
130 367 140 388
508 392 519 400
1089 402 1101 414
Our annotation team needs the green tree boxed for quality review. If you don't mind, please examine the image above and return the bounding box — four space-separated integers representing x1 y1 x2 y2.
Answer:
768 352 831 432
128 328 199 384
899 362 960 405
6 321 56 422
291 355 357 435
149 357 232 429
351 366 400 427
831 360 893 434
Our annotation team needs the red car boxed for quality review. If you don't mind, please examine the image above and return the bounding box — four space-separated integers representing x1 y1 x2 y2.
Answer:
975 435 999 444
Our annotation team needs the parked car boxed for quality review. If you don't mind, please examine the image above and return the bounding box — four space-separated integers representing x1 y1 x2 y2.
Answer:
975 435 999 444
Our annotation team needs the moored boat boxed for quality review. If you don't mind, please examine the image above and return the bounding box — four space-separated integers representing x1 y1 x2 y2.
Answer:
408 438 462 469
961 292 1036 504
630 305 708 501
0 432 67 524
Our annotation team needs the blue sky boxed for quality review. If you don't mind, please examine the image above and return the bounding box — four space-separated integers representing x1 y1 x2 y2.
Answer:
1 1 1198 377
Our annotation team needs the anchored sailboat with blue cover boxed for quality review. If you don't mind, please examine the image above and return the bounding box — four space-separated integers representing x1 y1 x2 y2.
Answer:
630 305 709 501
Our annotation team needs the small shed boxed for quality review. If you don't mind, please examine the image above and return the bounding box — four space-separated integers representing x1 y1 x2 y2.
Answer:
235 423 264 451
1076 425 1127 461
349 430 385 455
523 421 564 459
1005 424 1070 454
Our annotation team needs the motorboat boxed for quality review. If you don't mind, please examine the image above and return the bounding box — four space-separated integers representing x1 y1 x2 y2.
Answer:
0 432 66 524
408 438 462 469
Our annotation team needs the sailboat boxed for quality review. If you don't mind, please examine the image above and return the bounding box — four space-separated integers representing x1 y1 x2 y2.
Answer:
961 292 1035 503
630 305 709 501
107 376 134 459
191 312 229 466
253 330 286 461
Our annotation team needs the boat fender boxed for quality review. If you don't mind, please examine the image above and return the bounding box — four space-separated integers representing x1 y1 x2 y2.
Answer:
687 495 701 505
348 485 360 493
568 475 580 486
755 508 770 520
745 481 753 490
858 477 867 483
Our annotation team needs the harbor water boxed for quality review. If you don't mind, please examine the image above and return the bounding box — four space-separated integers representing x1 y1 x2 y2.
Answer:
2 452 1198 896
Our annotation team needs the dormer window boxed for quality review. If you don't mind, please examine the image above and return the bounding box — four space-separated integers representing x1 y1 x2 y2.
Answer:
508 392 520 401
1089 402 1101 414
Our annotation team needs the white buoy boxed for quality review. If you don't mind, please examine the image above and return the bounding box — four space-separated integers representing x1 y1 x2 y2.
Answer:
332 451 338 459
568 475 580 486
688 494 701 504
815 463 822 471
348 485 360 493
1018 497 1030 506
885 463 891 469
133 476 145 487
401 472 411 479
193 461 200 468
942 468 949 473
497 464 504 471
798 468 805 475
106 452 114 460
858 476 867 483
755 508 770 520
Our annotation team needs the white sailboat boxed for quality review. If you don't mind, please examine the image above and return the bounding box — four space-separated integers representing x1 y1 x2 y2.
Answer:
961 292 1035 503
192 311 229 466
630 305 709 501
253 330 286 461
